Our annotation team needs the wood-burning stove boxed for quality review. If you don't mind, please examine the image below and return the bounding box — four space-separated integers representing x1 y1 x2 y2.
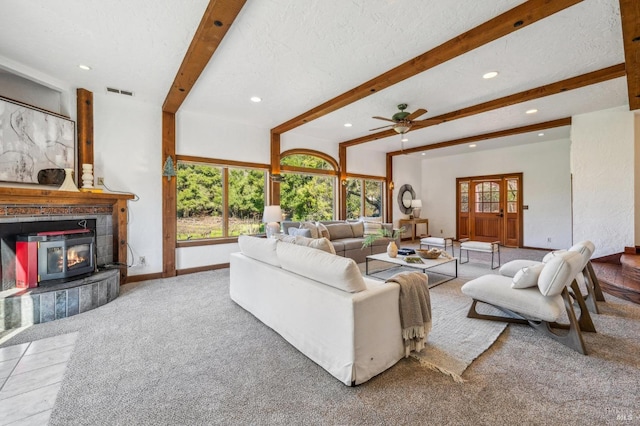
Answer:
16 229 96 288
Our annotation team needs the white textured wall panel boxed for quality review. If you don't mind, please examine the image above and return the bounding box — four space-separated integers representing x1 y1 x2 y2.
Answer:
571 106 635 257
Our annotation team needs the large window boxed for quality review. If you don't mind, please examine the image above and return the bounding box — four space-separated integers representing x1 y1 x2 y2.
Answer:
345 178 383 219
176 161 266 241
279 152 337 221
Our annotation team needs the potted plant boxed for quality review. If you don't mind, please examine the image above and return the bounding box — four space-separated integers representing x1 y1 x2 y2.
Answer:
362 228 404 258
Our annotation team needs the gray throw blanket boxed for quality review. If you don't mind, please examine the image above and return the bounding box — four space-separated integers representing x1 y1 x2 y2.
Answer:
386 272 432 357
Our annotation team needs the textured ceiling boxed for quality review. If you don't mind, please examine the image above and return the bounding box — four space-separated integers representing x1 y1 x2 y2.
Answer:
0 0 630 156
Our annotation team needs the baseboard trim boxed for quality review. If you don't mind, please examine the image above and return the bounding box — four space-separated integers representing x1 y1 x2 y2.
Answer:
125 272 164 283
624 246 640 255
177 263 230 276
592 252 623 265
520 245 558 251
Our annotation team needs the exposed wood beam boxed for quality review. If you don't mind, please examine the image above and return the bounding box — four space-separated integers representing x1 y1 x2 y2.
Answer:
341 64 625 148
272 0 584 134
387 118 572 157
269 132 281 205
162 0 247 113
619 0 640 110
386 154 393 222
76 88 94 168
339 145 347 220
162 111 177 278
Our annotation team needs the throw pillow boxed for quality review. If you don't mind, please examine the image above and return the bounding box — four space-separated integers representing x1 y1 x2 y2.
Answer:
325 223 354 240
350 221 364 237
276 242 366 293
511 263 545 289
288 227 312 238
294 236 336 255
363 221 382 236
315 222 330 239
237 235 280 267
275 234 296 244
542 249 567 263
300 221 319 239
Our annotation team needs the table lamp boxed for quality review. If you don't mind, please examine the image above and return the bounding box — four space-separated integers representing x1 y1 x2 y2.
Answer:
263 205 283 238
411 199 422 219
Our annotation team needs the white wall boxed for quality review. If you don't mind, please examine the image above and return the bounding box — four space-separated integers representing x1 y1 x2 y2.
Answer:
93 92 163 276
635 112 640 247
392 155 423 229
347 146 386 177
420 139 573 249
178 109 270 162
281 131 338 162
571 106 636 257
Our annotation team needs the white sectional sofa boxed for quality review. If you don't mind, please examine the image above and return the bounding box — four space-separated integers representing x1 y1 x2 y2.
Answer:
230 235 405 386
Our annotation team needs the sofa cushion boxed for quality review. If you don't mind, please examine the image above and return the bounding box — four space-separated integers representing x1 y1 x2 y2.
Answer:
288 227 312 237
276 241 366 293
350 221 364 237
300 221 320 239
537 251 581 296
238 235 280 267
275 234 296 244
363 221 382 236
511 263 545 289
294 236 336 255
330 240 346 253
334 237 364 251
326 223 354 240
316 222 330 239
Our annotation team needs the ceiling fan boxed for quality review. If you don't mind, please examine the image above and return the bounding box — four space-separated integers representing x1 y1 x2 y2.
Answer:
369 103 440 135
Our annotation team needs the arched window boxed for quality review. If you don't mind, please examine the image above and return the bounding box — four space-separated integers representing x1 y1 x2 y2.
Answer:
279 150 338 221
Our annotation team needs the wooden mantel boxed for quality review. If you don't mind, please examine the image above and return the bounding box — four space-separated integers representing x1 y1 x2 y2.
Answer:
0 187 135 282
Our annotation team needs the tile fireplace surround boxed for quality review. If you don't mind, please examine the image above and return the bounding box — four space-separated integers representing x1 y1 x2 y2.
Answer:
0 187 133 330
0 187 134 290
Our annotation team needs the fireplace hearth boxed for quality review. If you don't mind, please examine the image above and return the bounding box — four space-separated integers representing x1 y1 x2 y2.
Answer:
16 229 96 288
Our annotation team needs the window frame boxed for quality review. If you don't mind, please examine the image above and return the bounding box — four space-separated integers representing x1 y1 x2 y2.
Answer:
176 155 270 247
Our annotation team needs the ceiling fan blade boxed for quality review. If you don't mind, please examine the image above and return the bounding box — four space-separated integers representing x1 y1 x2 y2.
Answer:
372 116 396 123
407 108 428 120
412 118 443 126
369 124 394 131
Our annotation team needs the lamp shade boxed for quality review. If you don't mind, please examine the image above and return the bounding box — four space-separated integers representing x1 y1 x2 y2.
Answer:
262 205 283 223
411 199 422 208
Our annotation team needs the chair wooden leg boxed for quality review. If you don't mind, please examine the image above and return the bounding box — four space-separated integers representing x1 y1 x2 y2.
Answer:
580 270 600 314
569 280 596 332
586 261 606 302
466 299 528 324
528 288 588 355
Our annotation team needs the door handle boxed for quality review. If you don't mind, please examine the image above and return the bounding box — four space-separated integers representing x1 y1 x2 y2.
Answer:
496 208 504 217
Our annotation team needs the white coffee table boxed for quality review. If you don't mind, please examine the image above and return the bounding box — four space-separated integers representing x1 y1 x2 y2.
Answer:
365 253 458 287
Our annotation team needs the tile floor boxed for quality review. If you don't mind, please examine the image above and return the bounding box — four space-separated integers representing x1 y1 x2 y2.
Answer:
0 332 78 426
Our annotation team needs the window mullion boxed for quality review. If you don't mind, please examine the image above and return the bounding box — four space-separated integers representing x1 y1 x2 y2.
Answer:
223 167 229 237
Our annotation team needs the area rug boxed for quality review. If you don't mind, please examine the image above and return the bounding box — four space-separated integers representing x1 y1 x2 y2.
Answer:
360 260 508 382
413 280 507 382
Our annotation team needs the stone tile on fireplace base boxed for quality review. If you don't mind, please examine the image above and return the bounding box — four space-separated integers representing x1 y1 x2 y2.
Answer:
0 269 120 331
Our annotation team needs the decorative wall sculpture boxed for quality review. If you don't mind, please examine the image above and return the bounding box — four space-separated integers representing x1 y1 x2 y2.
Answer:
0 96 75 184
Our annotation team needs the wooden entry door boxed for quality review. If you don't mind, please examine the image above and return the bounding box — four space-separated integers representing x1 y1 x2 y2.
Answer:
457 173 522 247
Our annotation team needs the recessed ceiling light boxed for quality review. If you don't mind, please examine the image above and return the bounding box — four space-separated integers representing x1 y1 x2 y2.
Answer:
344 123 352 127
469 144 477 148
483 71 499 79
78 64 91 71
421 153 426 156
538 132 545 136
250 96 262 103
401 137 408 142
526 109 538 114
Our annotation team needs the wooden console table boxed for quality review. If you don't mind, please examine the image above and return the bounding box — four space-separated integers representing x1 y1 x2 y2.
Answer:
399 218 429 243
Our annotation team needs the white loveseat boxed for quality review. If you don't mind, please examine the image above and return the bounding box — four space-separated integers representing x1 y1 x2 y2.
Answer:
230 235 405 386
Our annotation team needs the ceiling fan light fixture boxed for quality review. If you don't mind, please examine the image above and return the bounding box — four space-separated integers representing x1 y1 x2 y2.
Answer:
393 122 411 134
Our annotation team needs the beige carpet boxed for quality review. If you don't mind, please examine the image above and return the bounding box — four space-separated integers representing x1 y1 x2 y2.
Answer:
361 260 507 382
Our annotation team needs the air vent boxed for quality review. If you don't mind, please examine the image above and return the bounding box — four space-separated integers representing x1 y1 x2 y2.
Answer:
106 87 134 97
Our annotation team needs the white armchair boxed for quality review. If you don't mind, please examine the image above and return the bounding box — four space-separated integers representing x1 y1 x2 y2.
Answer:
461 250 595 354
499 241 605 314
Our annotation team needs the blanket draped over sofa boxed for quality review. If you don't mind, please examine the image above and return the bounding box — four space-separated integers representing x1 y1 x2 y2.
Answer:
386 272 432 357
